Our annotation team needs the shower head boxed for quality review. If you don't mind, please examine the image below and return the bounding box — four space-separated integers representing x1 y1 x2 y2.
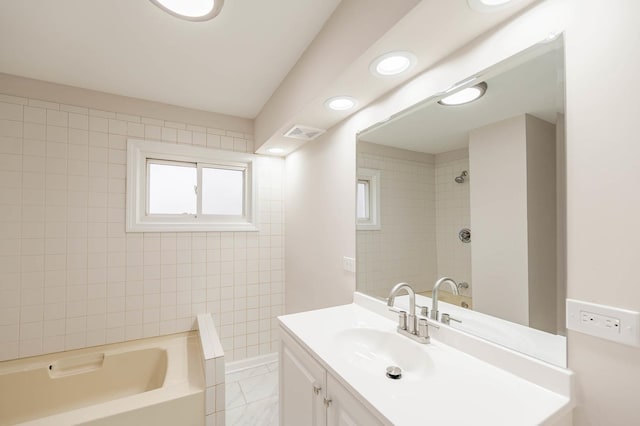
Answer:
454 170 468 183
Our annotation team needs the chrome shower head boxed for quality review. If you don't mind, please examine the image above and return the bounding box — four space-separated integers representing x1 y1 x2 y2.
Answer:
454 170 468 183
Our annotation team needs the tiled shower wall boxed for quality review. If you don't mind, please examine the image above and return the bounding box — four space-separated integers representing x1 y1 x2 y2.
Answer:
434 150 472 296
0 93 284 362
356 150 437 297
356 144 472 298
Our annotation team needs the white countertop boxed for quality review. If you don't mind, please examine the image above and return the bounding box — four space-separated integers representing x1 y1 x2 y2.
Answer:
279 303 573 426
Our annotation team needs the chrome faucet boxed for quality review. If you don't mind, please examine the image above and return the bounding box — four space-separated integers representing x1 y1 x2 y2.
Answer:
387 282 416 333
387 282 434 344
430 277 459 321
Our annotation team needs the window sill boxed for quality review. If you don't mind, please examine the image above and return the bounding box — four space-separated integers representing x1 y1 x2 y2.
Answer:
126 220 260 233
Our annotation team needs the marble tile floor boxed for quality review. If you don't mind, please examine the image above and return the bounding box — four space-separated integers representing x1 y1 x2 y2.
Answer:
226 360 279 426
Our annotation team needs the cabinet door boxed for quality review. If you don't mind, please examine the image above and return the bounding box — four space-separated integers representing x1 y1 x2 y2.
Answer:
326 374 386 426
280 330 326 426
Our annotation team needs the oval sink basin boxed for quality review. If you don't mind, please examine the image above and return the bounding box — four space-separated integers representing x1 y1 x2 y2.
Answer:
333 328 434 381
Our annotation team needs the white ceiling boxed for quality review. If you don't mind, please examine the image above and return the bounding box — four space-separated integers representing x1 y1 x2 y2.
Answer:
0 0 341 118
359 44 565 154
256 0 541 154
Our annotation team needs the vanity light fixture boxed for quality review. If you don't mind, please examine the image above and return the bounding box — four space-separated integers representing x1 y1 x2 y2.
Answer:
149 0 224 21
268 147 285 155
325 96 358 111
438 82 487 106
369 51 417 77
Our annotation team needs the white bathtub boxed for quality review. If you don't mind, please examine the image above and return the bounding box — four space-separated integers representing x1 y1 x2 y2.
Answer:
0 332 205 426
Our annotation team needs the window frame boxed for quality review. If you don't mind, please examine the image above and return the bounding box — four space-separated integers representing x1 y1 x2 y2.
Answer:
356 168 380 230
127 138 259 232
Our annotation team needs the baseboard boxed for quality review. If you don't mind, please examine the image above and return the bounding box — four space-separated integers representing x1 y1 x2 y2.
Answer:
225 352 278 373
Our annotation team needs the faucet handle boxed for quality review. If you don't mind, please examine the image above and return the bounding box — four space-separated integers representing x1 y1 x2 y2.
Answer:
417 318 430 341
389 308 408 330
416 305 429 317
397 311 408 330
440 313 462 325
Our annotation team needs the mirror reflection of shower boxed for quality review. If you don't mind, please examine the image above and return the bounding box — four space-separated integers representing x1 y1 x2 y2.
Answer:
454 170 468 183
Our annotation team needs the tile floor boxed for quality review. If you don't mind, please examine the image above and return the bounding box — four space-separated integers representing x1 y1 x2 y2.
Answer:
225 360 279 426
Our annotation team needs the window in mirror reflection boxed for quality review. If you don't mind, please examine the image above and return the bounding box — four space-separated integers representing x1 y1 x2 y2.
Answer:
356 180 369 220
356 168 380 230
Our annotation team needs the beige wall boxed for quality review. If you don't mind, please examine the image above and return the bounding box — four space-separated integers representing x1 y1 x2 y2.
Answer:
285 1 640 424
469 115 530 326
564 1 640 424
284 122 357 313
525 114 557 334
556 113 567 334
0 77 284 362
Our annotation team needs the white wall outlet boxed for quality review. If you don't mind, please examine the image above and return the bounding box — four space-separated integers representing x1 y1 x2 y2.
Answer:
343 256 356 273
566 298 640 347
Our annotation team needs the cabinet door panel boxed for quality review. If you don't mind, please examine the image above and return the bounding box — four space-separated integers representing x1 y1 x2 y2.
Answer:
326 374 385 426
280 333 326 426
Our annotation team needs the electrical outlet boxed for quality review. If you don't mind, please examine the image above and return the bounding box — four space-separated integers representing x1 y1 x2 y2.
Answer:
343 256 356 273
567 299 640 347
579 310 620 333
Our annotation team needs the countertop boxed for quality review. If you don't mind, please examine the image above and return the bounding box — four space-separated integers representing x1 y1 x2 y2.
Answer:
279 303 573 426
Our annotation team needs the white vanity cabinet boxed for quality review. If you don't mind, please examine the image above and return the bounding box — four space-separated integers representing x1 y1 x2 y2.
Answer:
280 328 386 426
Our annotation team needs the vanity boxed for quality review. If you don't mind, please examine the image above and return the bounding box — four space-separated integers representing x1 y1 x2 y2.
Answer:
280 33 574 426
278 294 574 426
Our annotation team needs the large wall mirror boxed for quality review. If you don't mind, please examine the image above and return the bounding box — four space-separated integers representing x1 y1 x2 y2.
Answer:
356 38 567 367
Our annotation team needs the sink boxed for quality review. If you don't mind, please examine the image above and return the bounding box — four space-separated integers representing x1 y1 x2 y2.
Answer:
333 328 434 381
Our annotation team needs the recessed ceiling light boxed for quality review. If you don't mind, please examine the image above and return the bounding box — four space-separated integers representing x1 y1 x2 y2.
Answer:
480 0 513 5
467 0 519 12
438 82 487 106
149 0 224 21
268 147 285 154
325 96 358 111
370 51 416 77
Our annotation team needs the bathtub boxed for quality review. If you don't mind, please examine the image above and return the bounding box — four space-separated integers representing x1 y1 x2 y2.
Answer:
0 332 205 426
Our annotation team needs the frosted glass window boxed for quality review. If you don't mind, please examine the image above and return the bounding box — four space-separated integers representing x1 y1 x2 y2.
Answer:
202 167 244 215
127 139 257 232
148 162 197 214
357 180 369 220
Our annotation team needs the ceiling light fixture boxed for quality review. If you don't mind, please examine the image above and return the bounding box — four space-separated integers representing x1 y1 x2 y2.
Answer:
370 51 416 77
149 0 224 21
467 0 519 12
268 147 285 155
325 96 358 111
438 82 487 106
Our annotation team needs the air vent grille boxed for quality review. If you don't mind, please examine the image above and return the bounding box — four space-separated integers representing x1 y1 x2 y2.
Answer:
283 124 326 141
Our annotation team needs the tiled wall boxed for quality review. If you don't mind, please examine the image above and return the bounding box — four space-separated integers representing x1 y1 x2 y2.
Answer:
0 93 284 362
434 150 472 296
197 313 226 426
356 145 472 299
356 150 437 297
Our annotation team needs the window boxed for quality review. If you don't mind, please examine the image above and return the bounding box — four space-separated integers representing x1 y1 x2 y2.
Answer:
356 168 380 230
356 180 370 220
126 139 258 232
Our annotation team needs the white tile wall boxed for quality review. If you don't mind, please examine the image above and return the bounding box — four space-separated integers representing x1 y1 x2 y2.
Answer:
435 154 472 296
198 313 226 426
0 95 284 362
356 152 437 297
356 147 472 298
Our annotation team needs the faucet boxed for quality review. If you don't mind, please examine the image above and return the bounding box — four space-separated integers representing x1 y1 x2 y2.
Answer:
387 282 434 343
387 282 416 333
430 277 459 321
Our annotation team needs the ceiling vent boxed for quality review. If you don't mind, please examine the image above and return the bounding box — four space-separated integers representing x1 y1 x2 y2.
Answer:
283 124 326 141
